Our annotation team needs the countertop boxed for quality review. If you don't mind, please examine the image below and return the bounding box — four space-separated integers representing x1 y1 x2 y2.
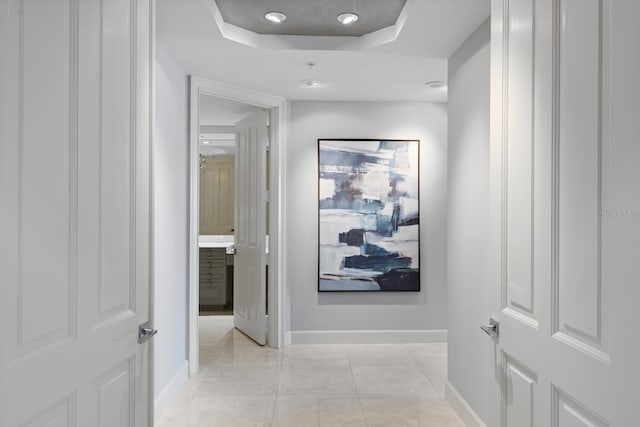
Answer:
198 235 269 254
199 235 234 249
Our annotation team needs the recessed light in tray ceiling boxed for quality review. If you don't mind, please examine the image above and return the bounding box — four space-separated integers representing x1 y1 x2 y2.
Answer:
264 11 287 24
337 13 359 25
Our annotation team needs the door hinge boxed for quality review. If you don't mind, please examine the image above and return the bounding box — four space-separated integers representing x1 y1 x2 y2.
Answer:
264 138 271 151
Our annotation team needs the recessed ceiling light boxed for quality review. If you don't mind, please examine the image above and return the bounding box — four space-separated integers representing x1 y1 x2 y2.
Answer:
425 81 447 89
201 140 211 144
337 12 359 25
300 79 321 88
264 11 286 24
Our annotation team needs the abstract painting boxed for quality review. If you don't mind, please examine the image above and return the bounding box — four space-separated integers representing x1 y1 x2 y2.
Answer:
318 139 420 292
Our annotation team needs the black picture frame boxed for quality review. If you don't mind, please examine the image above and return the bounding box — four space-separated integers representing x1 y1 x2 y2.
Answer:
317 139 421 292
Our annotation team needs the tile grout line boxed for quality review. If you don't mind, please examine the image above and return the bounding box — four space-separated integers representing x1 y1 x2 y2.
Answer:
158 325 455 426
348 345 371 426
269 348 286 425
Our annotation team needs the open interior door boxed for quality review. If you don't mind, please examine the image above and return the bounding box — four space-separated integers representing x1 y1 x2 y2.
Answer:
488 1 640 425
0 0 153 425
233 111 268 345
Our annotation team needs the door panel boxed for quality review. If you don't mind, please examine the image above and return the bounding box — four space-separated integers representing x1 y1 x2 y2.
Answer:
95 358 135 427
491 0 640 425
22 395 76 427
556 0 604 349
553 387 608 427
505 357 536 427
18 0 75 350
234 111 268 345
0 0 152 426
505 0 536 322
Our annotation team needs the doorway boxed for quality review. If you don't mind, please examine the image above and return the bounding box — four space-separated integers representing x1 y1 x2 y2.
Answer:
197 95 262 316
188 77 287 375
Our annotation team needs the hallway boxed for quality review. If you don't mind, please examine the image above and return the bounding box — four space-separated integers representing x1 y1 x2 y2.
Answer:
156 316 464 426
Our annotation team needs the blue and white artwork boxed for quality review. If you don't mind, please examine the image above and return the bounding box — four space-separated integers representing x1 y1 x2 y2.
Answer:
318 139 420 292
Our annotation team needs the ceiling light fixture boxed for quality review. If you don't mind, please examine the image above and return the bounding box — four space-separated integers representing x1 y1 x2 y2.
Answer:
337 12 359 25
300 79 321 88
425 81 447 89
264 11 287 24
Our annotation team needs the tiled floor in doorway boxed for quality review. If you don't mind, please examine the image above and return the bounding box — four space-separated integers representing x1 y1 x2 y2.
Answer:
156 316 465 427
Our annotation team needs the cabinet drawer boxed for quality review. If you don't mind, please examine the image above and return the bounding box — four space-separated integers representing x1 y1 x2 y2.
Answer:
200 276 225 285
200 279 224 287
199 248 226 260
200 271 225 281
200 260 226 270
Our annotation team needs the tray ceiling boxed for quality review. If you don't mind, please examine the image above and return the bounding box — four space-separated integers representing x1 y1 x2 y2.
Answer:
157 0 491 102
214 0 407 37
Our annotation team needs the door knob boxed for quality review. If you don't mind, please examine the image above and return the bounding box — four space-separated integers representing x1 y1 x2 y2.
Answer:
138 323 158 344
480 319 499 338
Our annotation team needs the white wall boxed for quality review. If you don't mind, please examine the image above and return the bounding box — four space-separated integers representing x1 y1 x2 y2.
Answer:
286 101 448 343
446 19 491 426
153 45 189 417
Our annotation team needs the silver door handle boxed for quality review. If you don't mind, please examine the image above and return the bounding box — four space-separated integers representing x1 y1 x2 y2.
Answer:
138 324 158 344
480 319 499 338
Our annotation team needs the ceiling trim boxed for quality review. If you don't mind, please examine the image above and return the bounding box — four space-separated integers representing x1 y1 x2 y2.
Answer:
193 76 286 108
205 0 416 51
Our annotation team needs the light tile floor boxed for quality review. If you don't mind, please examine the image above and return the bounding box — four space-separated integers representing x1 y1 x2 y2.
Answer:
156 316 465 427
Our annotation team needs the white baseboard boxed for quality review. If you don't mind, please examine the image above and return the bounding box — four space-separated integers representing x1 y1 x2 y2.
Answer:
284 331 292 346
289 329 447 345
445 381 487 427
154 361 188 421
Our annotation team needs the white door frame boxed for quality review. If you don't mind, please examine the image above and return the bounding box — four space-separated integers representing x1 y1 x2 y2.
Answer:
188 76 287 374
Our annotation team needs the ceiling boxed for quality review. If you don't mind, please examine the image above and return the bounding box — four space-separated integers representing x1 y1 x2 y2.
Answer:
214 0 407 36
157 0 489 102
199 94 262 126
199 95 263 156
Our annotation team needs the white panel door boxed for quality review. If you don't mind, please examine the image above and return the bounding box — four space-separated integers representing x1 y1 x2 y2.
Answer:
0 0 153 426
489 0 640 426
233 111 268 345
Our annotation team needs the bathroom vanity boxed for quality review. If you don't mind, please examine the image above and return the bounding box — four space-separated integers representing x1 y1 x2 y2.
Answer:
198 235 234 307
